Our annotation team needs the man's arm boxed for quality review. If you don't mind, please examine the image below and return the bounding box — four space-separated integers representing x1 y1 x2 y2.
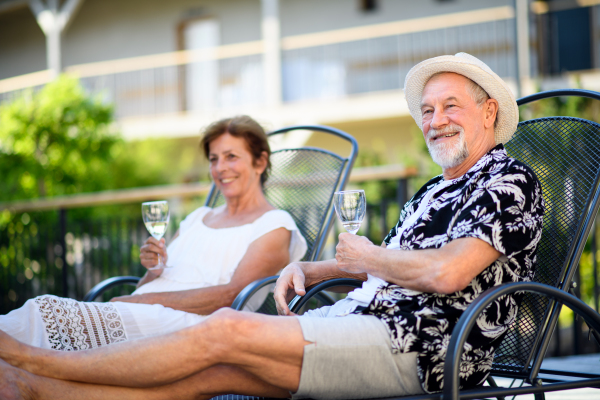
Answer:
110 227 292 314
335 233 501 294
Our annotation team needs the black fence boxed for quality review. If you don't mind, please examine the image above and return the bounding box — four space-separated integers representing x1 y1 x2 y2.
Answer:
0 211 184 311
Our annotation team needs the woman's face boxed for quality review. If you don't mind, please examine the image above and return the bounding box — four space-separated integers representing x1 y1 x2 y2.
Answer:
208 132 267 200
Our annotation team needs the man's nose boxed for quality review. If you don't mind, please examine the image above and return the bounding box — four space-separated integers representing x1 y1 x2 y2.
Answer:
430 109 449 130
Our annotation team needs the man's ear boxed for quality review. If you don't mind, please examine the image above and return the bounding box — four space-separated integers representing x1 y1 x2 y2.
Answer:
483 98 499 129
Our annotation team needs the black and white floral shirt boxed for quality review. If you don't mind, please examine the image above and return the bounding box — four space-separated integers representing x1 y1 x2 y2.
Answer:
357 144 544 393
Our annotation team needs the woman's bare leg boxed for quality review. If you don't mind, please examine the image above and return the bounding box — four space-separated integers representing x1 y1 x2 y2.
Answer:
0 308 309 392
0 358 290 400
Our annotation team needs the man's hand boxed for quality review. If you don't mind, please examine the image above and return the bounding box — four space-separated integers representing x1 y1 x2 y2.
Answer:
140 237 168 274
335 233 376 275
274 262 307 316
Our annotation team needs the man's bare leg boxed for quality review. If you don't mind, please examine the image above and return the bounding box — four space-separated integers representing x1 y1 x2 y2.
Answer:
0 358 289 400
0 308 309 392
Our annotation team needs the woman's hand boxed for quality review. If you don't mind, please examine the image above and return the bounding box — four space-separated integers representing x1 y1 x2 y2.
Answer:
139 237 168 276
273 262 308 316
335 233 375 275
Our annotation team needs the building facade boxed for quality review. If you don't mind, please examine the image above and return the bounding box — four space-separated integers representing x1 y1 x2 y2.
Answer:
0 0 597 164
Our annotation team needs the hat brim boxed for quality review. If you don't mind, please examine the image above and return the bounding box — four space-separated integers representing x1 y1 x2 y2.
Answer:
404 55 518 144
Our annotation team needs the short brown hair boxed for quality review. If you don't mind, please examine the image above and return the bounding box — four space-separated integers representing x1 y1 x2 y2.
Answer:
200 115 271 185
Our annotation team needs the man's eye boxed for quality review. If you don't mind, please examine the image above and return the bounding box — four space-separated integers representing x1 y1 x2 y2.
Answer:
423 109 432 115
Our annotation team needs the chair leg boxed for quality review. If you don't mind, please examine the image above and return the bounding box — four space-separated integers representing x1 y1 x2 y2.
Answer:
533 378 545 400
485 376 506 400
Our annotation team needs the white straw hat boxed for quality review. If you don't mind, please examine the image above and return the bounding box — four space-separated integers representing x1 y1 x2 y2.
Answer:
404 52 518 144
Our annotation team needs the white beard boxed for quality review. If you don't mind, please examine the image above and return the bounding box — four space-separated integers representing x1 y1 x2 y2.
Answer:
425 124 469 169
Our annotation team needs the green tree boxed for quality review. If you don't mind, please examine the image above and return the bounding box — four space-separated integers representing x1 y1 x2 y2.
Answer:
0 75 120 202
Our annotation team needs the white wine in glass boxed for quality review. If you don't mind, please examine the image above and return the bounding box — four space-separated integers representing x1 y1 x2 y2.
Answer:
333 190 366 234
141 200 170 269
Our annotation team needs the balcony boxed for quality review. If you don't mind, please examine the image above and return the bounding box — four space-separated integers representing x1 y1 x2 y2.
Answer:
0 6 519 138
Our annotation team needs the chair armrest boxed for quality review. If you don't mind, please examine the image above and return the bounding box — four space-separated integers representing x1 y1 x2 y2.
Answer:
443 281 600 400
289 278 364 313
83 276 141 302
231 276 280 311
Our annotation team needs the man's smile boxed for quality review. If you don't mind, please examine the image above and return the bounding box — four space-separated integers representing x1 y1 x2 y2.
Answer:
431 131 459 142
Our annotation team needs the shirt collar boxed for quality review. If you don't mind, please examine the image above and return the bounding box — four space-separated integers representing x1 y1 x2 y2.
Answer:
446 143 507 184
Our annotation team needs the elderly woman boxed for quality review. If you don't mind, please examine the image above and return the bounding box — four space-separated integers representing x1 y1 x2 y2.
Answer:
0 115 307 351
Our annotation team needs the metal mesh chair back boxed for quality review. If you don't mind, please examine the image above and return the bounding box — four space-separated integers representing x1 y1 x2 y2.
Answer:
492 116 600 375
206 147 346 261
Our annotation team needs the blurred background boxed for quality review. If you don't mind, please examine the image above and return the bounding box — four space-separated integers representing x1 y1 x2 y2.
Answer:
1 0 599 358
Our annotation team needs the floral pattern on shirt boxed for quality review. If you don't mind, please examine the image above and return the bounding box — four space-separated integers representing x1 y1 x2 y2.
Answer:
356 144 544 393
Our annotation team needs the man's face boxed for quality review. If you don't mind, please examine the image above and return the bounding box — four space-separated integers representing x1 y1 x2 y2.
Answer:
420 73 488 169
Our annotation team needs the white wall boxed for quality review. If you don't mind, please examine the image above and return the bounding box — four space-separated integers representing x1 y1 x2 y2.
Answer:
0 0 517 81
62 0 261 66
0 0 262 80
0 6 46 79
279 0 513 36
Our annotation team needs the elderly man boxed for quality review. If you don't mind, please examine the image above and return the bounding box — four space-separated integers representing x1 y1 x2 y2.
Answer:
0 53 543 400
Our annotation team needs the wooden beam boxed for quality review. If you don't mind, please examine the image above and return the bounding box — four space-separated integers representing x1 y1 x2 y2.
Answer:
349 164 418 182
0 182 212 213
0 165 418 213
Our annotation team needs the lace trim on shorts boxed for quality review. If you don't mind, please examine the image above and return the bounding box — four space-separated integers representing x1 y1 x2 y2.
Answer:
34 295 128 351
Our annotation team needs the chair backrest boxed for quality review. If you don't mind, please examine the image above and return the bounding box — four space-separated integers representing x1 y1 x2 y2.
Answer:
204 125 358 262
491 89 600 380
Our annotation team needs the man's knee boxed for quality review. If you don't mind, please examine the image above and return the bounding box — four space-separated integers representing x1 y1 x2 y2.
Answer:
200 308 251 340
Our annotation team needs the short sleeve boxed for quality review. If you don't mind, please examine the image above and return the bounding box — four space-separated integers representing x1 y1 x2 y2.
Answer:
251 210 308 262
449 164 544 265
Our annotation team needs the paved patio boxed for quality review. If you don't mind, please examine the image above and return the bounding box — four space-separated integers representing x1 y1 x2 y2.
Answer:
492 353 600 399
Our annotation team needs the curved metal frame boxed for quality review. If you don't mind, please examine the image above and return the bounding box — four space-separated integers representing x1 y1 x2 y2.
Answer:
82 276 140 302
231 276 279 310
443 282 600 400
289 278 364 313
517 88 600 106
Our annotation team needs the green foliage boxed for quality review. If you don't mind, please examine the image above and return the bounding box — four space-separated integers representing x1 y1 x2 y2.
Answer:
0 75 120 201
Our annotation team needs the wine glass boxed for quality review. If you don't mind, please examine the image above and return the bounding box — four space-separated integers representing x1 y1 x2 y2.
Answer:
333 190 366 234
141 200 170 269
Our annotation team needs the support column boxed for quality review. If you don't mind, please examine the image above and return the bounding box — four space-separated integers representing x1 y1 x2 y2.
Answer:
29 0 84 79
515 0 532 96
261 0 282 108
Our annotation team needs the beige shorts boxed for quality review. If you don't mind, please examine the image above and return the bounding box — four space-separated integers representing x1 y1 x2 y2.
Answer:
293 298 424 399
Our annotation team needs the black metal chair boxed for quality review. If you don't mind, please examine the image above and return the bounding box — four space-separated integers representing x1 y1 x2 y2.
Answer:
83 125 358 304
266 89 600 400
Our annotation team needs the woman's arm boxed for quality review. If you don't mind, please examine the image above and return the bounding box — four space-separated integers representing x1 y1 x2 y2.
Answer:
111 227 292 315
